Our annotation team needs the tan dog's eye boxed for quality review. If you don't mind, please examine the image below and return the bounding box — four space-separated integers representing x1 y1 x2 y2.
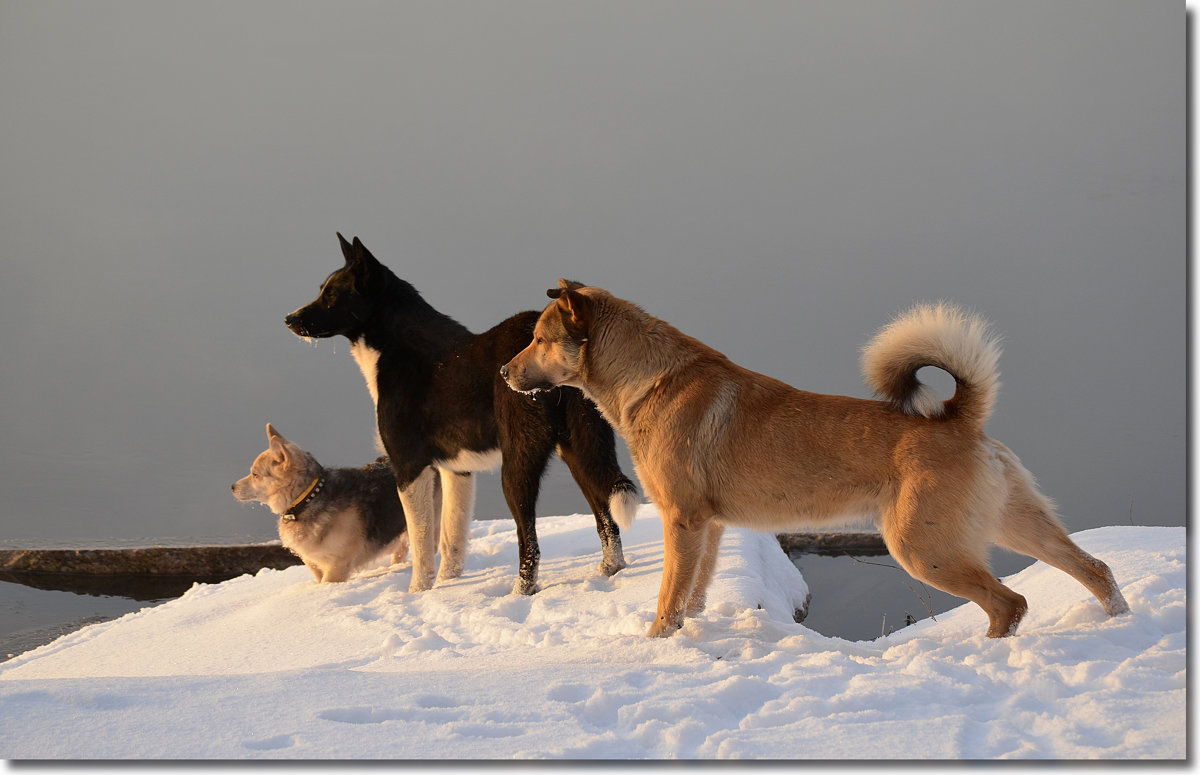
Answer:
536 336 544 345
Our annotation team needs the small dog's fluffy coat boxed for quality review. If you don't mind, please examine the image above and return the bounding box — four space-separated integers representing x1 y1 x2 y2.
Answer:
232 424 421 583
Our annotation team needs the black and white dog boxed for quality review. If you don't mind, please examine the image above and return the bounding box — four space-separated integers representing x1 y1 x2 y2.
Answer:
285 234 638 594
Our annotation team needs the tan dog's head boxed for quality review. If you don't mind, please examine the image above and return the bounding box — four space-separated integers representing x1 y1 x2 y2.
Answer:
231 424 319 515
502 279 596 394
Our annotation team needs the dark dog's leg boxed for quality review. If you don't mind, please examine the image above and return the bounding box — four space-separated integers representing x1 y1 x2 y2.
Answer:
435 470 472 584
557 393 635 576
500 451 552 595
496 409 555 594
396 466 441 593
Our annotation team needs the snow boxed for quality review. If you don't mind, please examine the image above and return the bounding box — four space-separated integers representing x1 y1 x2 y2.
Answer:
0 506 1184 760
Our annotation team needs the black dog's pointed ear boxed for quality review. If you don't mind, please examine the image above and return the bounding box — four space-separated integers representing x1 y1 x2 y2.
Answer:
550 278 593 337
350 236 382 269
338 232 356 264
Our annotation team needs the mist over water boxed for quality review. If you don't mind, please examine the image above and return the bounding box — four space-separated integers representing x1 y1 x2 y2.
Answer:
0 1 1183 578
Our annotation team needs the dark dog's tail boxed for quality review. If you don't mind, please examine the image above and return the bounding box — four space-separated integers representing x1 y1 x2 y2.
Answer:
609 479 641 531
861 302 1002 426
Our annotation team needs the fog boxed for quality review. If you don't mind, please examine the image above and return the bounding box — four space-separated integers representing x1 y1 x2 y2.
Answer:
0 1 1183 571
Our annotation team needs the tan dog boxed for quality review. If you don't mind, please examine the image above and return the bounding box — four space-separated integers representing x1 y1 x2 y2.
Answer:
502 281 1130 638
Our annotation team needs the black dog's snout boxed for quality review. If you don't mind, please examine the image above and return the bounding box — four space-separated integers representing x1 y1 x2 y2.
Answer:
284 311 308 336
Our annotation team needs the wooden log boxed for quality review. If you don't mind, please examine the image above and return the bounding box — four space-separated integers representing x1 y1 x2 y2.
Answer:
0 544 300 577
775 532 890 557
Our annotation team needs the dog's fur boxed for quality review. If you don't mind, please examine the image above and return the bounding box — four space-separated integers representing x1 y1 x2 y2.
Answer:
232 424 421 583
285 236 638 594
503 281 1130 638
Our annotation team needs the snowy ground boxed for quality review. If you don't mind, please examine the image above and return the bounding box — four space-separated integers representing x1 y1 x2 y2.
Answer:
0 506 1184 760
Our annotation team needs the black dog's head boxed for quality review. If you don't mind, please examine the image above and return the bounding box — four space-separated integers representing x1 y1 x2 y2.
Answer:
285 233 381 339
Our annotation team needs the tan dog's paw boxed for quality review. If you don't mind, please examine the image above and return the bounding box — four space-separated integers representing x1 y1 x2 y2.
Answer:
646 615 682 638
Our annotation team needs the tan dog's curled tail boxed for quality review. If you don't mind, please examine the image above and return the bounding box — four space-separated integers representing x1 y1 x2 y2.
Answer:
861 302 1002 425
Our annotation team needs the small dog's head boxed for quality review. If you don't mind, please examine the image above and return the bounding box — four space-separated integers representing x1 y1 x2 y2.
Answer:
284 233 380 339
231 424 320 515
502 279 594 394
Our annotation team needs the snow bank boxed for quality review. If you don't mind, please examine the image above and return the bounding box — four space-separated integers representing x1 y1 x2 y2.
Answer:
0 507 1183 759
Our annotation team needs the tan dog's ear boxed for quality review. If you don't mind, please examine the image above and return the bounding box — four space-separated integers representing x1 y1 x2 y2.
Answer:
551 279 593 337
546 278 587 299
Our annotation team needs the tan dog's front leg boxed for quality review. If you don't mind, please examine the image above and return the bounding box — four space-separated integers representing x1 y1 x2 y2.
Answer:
647 511 710 637
685 521 725 617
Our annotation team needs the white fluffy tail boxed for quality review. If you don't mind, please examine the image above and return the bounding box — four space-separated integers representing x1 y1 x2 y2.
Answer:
609 484 641 532
861 302 1002 425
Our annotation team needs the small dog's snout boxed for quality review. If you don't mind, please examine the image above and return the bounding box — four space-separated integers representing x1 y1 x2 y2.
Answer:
499 364 509 380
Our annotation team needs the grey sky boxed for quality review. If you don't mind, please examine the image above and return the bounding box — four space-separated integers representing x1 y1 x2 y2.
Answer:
0 1 1183 567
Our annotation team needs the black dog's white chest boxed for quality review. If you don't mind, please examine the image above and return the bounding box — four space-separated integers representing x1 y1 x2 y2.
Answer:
350 338 382 407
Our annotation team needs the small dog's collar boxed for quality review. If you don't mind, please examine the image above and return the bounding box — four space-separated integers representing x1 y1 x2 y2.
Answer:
281 474 325 522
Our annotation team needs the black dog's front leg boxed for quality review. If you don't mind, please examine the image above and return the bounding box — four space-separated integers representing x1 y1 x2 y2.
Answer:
379 428 440 593
396 466 440 592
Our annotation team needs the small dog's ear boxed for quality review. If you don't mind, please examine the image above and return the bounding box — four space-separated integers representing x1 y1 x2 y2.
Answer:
553 279 593 337
266 424 290 462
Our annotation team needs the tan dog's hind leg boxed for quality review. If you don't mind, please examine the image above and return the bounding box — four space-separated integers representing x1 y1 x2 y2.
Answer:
993 456 1130 617
685 521 725 618
436 469 473 585
648 509 712 637
883 490 1028 638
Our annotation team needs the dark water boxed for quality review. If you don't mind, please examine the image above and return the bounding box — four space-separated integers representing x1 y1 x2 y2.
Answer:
0 580 162 662
790 553 964 641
